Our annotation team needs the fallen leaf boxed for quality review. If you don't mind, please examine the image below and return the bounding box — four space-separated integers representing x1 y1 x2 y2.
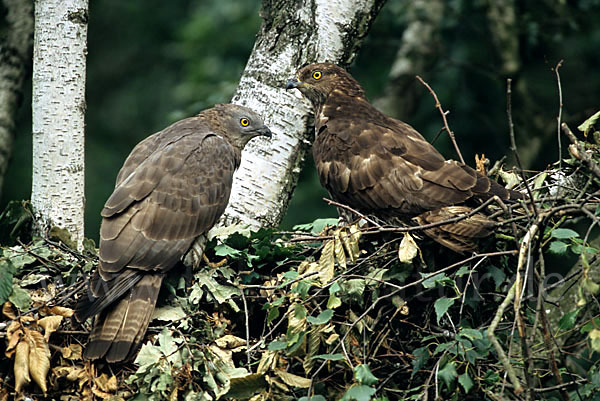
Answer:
53 366 85 382
5 321 23 357
94 373 118 393
257 350 277 374
317 240 335 285
61 344 83 360
215 334 246 349
398 233 419 263
2 302 17 319
14 340 31 392
48 306 74 317
38 315 63 342
274 369 311 388
28 329 50 394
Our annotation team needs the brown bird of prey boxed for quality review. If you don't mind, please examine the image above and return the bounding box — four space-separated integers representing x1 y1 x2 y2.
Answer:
286 63 520 253
75 104 271 362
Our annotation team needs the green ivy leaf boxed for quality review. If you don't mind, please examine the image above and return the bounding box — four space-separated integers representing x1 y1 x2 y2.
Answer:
455 265 471 277
266 307 280 325
483 370 500 384
268 340 287 351
578 110 600 135
548 241 568 255
581 317 600 334
0 259 15 304
558 309 580 331
438 361 458 389
307 309 333 325
134 344 163 371
293 218 338 235
458 328 483 341
551 228 579 239
214 244 242 257
299 396 326 401
311 353 345 361
354 364 378 386
8 286 31 311
486 266 506 290
340 385 377 401
411 346 430 379
434 297 455 324
327 293 342 309
458 372 474 393
422 272 452 289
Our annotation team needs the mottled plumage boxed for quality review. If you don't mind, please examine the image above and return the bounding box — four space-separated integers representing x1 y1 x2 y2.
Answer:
75 104 271 362
287 63 520 252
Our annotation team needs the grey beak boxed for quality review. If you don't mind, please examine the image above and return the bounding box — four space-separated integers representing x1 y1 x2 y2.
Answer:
286 78 301 90
258 125 272 138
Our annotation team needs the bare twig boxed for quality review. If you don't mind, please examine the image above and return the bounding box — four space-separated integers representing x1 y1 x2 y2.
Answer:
555 60 564 169
240 286 251 367
487 282 523 394
540 307 570 401
324 197 381 227
506 78 538 216
416 75 465 164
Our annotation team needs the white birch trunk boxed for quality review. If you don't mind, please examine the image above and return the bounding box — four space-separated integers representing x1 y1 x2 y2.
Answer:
0 0 33 199
219 0 386 229
31 0 88 248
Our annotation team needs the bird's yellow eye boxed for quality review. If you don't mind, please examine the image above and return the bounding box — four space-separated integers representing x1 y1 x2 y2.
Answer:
240 118 250 127
312 71 322 80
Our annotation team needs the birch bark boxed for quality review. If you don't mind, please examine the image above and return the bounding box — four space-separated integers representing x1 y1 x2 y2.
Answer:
0 0 33 199
220 0 386 229
31 0 88 248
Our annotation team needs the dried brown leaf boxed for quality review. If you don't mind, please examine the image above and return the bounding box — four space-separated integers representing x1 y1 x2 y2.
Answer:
53 366 85 382
28 329 50 394
274 369 311 388
303 326 323 374
318 240 335 285
38 315 63 342
398 233 419 263
14 340 31 392
209 344 234 367
48 306 74 317
342 225 362 262
5 321 23 357
215 334 246 349
94 373 118 393
2 302 17 319
61 344 83 360
257 350 277 374
333 231 347 269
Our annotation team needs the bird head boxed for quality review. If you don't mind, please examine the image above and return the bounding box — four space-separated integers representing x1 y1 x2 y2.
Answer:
214 104 272 149
285 63 365 109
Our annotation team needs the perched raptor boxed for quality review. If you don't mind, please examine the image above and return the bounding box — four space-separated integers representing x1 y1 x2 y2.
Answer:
286 63 521 252
75 104 271 362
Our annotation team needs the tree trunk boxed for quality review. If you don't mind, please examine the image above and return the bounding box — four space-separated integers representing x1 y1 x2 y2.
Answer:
31 0 88 248
219 0 386 229
0 0 33 200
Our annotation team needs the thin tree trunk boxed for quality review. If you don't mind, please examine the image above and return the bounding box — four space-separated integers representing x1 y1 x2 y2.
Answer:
219 0 386 229
0 0 33 200
31 0 88 248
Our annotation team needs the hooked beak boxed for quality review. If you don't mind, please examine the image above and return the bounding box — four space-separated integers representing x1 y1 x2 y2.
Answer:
257 125 272 139
285 77 302 90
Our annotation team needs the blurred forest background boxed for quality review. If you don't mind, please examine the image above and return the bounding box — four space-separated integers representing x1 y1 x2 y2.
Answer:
2 0 600 242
